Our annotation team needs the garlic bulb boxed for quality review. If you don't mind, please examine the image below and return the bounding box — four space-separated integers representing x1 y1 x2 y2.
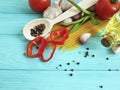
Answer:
43 1 62 19
60 18 73 26
80 33 91 44
58 0 75 12
112 44 120 54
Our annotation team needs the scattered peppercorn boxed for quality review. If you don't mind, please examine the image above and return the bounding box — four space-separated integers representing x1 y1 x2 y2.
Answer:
91 54 95 57
76 62 80 65
67 63 70 65
59 64 62 67
36 46 39 49
23 52 26 56
69 73 73 76
108 69 111 71
64 69 67 71
106 57 109 60
99 85 103 88
70 69 74 72
84 51 89 57
86 48 89 50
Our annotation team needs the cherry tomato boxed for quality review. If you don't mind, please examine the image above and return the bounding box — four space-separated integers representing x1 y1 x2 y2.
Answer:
95 0 120 20
29 0 51 13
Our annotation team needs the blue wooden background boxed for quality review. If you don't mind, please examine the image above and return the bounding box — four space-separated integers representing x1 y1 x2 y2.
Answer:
0 0 120 90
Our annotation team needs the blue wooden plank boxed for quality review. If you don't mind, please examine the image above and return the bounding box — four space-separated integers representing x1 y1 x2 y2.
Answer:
0 0 55 14
0 35 120 70
0 70 120 90
0 14 42 34
0 0 120 90
0 0 55 34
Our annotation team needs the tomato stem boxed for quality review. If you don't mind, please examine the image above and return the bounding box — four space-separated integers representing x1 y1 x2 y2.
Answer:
110 0 117 4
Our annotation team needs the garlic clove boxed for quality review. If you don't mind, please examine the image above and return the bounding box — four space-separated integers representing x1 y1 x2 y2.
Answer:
60 18 73 26
80 33 91 44
43 1 62 19
112 44 120 54
58 0 76 12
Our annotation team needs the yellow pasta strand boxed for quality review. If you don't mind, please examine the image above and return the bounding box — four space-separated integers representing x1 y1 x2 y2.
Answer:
52 20 109 51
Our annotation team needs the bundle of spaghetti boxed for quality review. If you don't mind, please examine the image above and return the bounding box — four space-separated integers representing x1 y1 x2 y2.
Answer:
52 19 109 51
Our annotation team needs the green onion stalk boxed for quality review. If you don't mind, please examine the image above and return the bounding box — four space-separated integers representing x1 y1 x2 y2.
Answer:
67 0 101 33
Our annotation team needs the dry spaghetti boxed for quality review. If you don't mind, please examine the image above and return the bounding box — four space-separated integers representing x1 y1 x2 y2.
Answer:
52 20 109 51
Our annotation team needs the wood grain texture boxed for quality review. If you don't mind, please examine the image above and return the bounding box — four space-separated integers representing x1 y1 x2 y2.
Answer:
0 70 120 90
0 0 120 90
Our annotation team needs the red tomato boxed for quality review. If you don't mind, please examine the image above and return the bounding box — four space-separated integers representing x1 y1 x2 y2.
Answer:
95 0 120 20
29 0 51 13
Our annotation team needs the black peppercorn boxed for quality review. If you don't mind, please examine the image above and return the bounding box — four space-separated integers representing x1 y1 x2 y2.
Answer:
108 69 111 71
84 51 89 57
91 54 95 57
23 52 26 56
70 69 74 72
99 85 103 88
67 63 70 65
64 69 67 71
69 73 73 76
106 57 109 60
30 24 45 37
76 62 80 65
59 64 62 67
36 46 39 49
86 48 89 50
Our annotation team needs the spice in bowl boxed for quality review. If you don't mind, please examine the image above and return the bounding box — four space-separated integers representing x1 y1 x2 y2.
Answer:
30 24 45 37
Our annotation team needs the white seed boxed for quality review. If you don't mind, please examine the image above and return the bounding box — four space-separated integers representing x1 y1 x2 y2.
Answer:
80 33 91 44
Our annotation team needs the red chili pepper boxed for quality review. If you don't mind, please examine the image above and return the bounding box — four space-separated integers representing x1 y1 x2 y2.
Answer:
50 28 69 45
26 28 69 62
95 0 120 20
27 36 47 58
26 36 56 62
40 41 56 62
